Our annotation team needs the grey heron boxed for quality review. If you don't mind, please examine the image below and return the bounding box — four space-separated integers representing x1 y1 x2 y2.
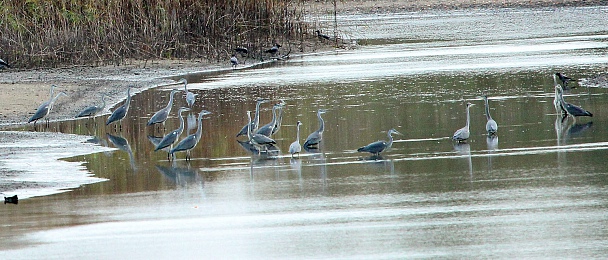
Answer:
264 43 281 56
246 110 277 154
236 98 270 137
271 100 286 135
553 74 567 116
28 91 67 126
106 86 133 129
179 78 197 108
482 95 498 135
230 55 238 69
170 109 212 161
555 85 592 118
147 89 180 127
289 121 303 157
453 102 474 143
28 84 57 124
304 109 327 148
155 107 191 154
357 129 401 156
76 94 107 118
256 102 284 137
0 58 10 68
315 30 331 40
556 72 574 89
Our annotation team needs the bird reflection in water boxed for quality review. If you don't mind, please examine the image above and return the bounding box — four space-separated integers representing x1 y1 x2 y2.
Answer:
453 142 473 180
107 133 136 171
486 135 498 173
155 162 202 187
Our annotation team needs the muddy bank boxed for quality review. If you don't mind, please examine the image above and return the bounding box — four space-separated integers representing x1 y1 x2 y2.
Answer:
0 60 226 128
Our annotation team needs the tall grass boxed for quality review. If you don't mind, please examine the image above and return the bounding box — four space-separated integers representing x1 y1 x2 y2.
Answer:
0 0 307 68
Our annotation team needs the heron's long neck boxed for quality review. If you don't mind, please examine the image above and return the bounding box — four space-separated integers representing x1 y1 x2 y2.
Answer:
484 98 492 121
386 132 394 149
246 112 253 139
558 90 567 107
296 124 300 141
125 89 132 109
317 112 325 133
195 113 204 141
184 83 188 92
465 106 471 129
254 102 262 129
49 86 55 100
49 93 64 109
177 111 186 135
275 107 284 131
270 106 278 126
101 96 106 109
166 91 175 111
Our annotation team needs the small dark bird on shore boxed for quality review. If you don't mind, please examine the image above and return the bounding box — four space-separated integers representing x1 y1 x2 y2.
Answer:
556 72 574 89
230 54 238 68
315 30 331 40
264 43 282 56
235 47 248 55
0 58 10 68
4 195 18 204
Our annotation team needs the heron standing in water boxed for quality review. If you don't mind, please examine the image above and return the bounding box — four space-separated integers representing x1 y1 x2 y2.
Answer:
246 110 276 154
256 102 284 137
155 107 191 159
304 109 327 148
179 78 197 108
147 89 180 127
28 90 67 127
555 85 592 118
76 94 107 119
482 95 498 136
357 128 401 156
289 121 303 157
170 109 212 161
553 74 568 116
106 86 133 130
236 98 270 137
453 102 474 143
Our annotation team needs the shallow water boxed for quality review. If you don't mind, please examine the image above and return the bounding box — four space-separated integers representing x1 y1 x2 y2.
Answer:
2 6 608 259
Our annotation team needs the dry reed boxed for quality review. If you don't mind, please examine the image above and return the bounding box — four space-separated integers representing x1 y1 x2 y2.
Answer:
0 0 308 68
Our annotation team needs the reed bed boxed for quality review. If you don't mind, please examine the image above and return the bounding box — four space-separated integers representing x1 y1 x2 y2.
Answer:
0 0 308 68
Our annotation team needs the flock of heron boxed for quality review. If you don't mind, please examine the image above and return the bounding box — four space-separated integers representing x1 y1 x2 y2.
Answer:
24 70 592 161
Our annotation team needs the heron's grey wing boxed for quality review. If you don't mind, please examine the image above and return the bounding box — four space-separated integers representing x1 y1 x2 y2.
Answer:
486 119 498 133
452 127 467 140
155 131 178 151
172 135 197 153
566 103 593 117
304 132 321 146
289 141 301 154
256 124 273 137
148 109 169 125
357 141 386 154
29 103 50 122
76 106 99 118
236 123 251 137
106 106 126 125
252 134 276 145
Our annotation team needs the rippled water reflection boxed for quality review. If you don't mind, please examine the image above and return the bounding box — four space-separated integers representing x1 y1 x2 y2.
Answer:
3 6 608 259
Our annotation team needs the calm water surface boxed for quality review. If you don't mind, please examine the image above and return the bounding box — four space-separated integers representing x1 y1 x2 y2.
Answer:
2 6 608 259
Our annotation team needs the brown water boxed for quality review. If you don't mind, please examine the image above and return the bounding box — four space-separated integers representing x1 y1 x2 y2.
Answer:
2 6 608 259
